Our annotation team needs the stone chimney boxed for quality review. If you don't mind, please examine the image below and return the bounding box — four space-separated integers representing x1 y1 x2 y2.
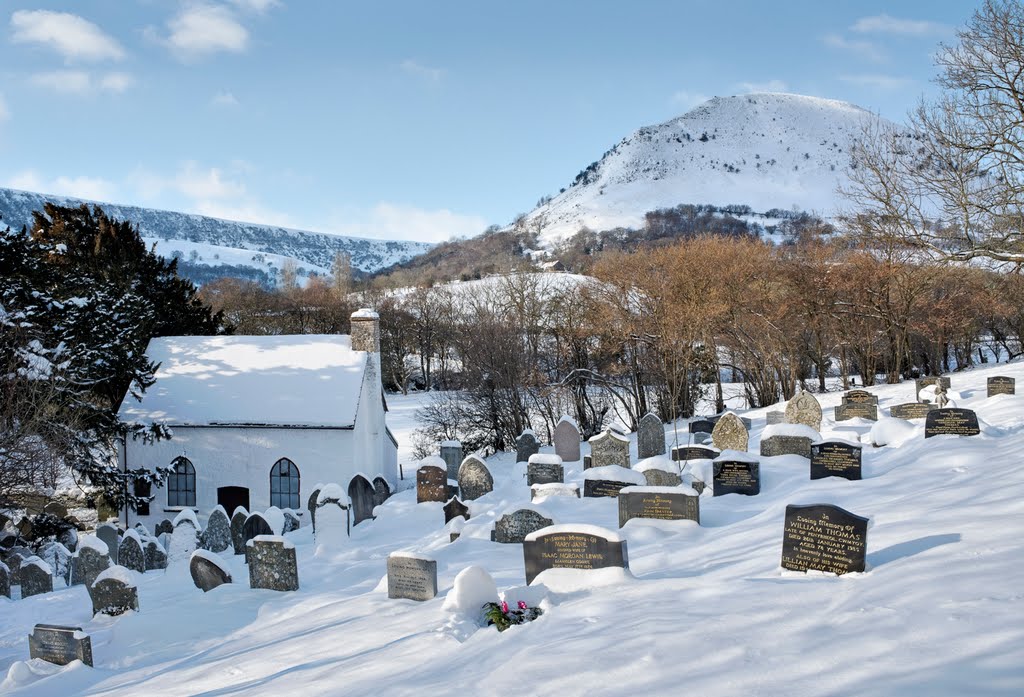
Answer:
350 308 380 354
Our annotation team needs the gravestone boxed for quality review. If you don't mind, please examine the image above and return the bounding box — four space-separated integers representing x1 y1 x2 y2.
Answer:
314 487 350 545
28 624 93 667
230 508 249 555
842 389 878 405
155 519 174 537
492 510 554 544
416 465 448 504
915 376 951 401
889 402 935 420
90 571 139 616
711 413 748 452
443 497 470 524
834 403 878 421
0 561 9 598
810 441 863 481
242 512 273 548
583 455 592 469
68 542 110 588
760 435 814 459
282 510 301 533
515 430 541 463
190 550 232 592
766 410 785 425
708 414 752 429
440 441 464 481
95 524 120 565
348 476 376 526
144 540 167 571
640 468 682 487
671 445 719 461
457 456 493 501
20 557 53 598
925 408 980 438
988 376 1015 397
583 466 645 498
39 541 73 582
117 533 146 573
387 554 437 601
523 527 629 585
202 508 232 554
689 418 716 435
713 456 760 496
785 391 822 431
527 454 564 486
372 478 391 510
637 413 666 459
618 488 700 528
247 536 299 591
531 483 580 501
588 429 631 469
553 416 581 462
307 490 320 532
168 514 200 566
781 503 868 575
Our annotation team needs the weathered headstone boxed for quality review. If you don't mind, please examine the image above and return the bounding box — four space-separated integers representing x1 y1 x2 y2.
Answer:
639 467 682 487
155 519 174 537
20 557 53 598
916 376 951 401
0 560 9 599
713 454 760 496
526 454 564 486
38 541 73 583
810 441 863 481
202 507 232 554
68 539 110 588
372 477 391 510
785 392 822 431
349 476 376 526
387 553 437 601
842 389 878 405
925 408 980 438
28 624 93 667
711 413 748 452
247 536 299 591
443 497 470 524
516 430 541 463
457 455 494 501
440 441 464 481
671 445 720 461
306 490 320 532
95 523 120 565
583 466 646 498
889 402 935 420
230 507 249 555
144 540 167 571
987 376 1015 397
781 503 868 575
190 550 232 592
416 465 448 504
492 509 554 544
834 403 878 421
760 435 814 459
282 509 301 534
89 569 139 616
553 416 581 462
689 418 716 434
637 413 666 459
618 487 700 528
314 486 350 545
242 512 273 548
168 512 201 566
766 410 785 425
117 532 146 573
531 483 580 501
523 526 629 585
588 429 631 469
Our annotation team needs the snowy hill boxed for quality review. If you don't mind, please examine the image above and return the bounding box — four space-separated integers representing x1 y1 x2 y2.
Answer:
0 187 433 284
527 93 896 243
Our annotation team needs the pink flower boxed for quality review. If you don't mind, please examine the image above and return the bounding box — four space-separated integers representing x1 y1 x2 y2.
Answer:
501 601 509 613
518 601 528 610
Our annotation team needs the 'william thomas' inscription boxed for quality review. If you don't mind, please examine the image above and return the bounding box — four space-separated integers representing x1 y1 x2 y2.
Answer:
781 504 868 575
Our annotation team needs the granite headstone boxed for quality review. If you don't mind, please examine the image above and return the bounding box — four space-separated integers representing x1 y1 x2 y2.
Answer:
637 413 666 459
924 408 980 438
247 536 299 591
523 527 628 585
387 554 437 601
810 441 863 481
457 456 494 501
492 509 554 544
553 416 581 462
28 624 93 667
781 503 868 575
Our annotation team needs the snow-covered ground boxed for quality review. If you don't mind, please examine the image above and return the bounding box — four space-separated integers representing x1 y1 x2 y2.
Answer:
3 361 1023 696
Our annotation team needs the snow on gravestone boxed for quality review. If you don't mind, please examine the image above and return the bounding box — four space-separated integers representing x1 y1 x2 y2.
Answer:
190 549 232 592
637 413 666 459
618 486 700 528
117 531 146 574
711 413 749 452
522 525 629 585
588 429 631 470
167 510 201 567
784 391 822 432
247 536 298 592
199 507 231 554
492 509 554 544
924 408 981 438
440 441 464 482
843 389 878 405
889 403 935 420
712 451 761 497
760 424 820 459
915 376 950 402
19 557 53 598
95 523 120 566
987 376 1015 397
144 540 167 571
315 485 350 546
282 510 301 534
372 478 391 510
582 465 646 498
672 445 719 462
834 403 878 421
68 536 110 587
90 566 139 616
241 512 274 559
155 519 174 537
515 430 540 464
387 553 438 601
457 456 494 501
810 441 862 481
228 508 248 556
781 503 869 575
28 624 93 667
531 483 580 501
443 497 469 525
39 541 73 582
526 454 564 486
0 560 10 599
634 457 682 487
553 416 581 463
417 460 449 504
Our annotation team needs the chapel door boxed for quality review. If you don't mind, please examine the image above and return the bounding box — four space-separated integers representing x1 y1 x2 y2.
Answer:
217 486 250 514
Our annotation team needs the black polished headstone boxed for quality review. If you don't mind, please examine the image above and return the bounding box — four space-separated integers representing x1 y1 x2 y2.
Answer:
348 476 376 526
583 479 634 498
28 624 93 667
713 459 760 496
689 419 716 434
443 497 470 524
671 445 719 461
987 376 1015 397
618 489 699 528
523 528 628 585
924 408 980 438
810 441 862 481
781 503 868 575
889 402 935 420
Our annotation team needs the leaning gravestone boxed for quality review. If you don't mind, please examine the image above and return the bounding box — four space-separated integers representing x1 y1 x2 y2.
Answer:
925 408 981 438
315 485 350 545
515 430 541 463
988 376 1015 397
711 413 748 452
785 391 822 431
190 550 232 592
834 403 878 421
95 523 120 566
527 454 564 486
766 410 785 425
842 389 878 405
230 507 249 554
20 557 53 598
440 441 464 481
387 553 437 601
443 497 470 524
90 568 139 616
307 490 320 532
523 526 629 585
144 540 167 571
0 561 9 599
713 453 760 496
672 445 719 461
637 413 666 459
553 416 581 462
915 376 951 401
28 624 93 667
583 466 646 498
117 532 146 574
201 507 232 554
457 456 494 501
810 441 863 481
781 503 868 575
492 509 554 544
760 435 814 459
618 487 700 528
588 429 631 469
247 536 299 591
889 402 935 420
416 465 449 504
68 538 110 588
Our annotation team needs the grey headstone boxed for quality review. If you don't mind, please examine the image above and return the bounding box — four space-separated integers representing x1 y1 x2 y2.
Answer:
781 504 868 575
760 435 814 459
523 528 628 585
144 540 167 571
117 534 146 573
440 442 463 481
842 389 878 405
457 456 493 501
526 458 564 486
492 510 554 544
834 403 878 421
43 501 68 518
95 524 120 565
20 557 53 598
282 510 301 534
155 519 174 537
307 490 320 532
242 513 273 550
387 554 437 601
190 552 232 592
349 476 376 526
553 417 581 462
372 478 391 509
641 469 682 487
589 429 630 469
689 418 716 434
515 430 540 463
89 573 138 616
711 413 749 452
68 545 110 588
618 489 699 528
201 508 233 553
988 376 1015 397
230 508 249 555
247 537 299 592
637 413 666 459
416 465 448 504
889 402 935 419
766 410 785 425
785 391 822 431
28 624 93 667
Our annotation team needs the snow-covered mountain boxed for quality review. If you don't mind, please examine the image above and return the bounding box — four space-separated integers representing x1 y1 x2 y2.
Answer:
0 187 434 284
527 93 895 244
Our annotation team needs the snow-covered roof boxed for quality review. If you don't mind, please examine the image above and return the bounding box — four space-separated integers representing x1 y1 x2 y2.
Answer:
119 335 368 428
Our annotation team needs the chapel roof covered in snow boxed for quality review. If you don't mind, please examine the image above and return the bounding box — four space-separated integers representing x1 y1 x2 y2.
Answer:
119 334 368 428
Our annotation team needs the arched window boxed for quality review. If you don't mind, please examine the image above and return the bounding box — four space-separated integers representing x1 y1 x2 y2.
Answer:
270 458 300 509
168 457 196 507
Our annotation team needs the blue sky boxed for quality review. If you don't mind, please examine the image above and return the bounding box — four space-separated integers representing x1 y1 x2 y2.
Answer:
0 1 982 242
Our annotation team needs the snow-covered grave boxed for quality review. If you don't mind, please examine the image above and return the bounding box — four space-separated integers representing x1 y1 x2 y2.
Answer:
2 361 1024 695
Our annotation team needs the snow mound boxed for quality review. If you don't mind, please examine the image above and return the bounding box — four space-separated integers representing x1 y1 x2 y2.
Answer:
78 535 108 556
442 566 498 617
172 509 200 529
317 484 351 506
582 466 646 485
870 418 920 447
634 456 680 474
527 453 563 465
94 564 138 588
762 423 822 440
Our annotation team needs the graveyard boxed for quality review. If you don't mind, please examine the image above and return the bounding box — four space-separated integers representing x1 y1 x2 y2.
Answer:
0 359 1021 696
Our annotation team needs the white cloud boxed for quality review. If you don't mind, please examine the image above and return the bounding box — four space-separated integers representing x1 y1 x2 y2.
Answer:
99 72 135 93
736 79 789 94
5 171 42 191
670 90 711 110
10 10 124 62
5 170 117 200
29 70 135 94
211 90 240 107
163 4 249 60
328 203 487 243
821 33 886 62
229 0 282 14
192 200 296 228
840 74 914 90
400 59 444 83
852 14 949 36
